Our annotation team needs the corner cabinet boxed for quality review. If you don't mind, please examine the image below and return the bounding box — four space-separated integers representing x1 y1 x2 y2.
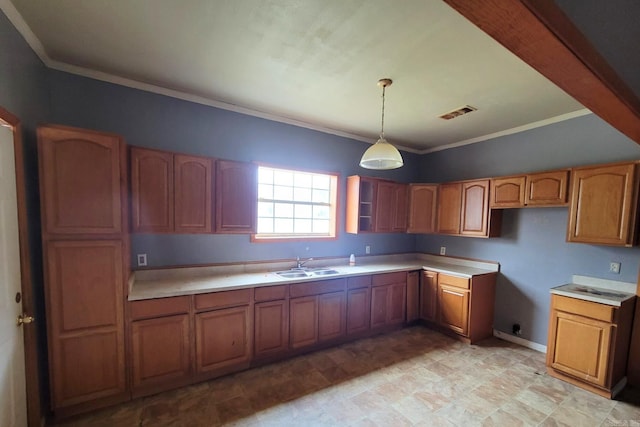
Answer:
216 160 257 233
567 162 639 246
547 294 635 398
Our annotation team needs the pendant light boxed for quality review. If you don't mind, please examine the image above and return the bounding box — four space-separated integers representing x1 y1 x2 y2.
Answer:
359 78 404 170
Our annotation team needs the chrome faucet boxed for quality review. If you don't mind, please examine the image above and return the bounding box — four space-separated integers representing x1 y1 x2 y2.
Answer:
295 256 313 269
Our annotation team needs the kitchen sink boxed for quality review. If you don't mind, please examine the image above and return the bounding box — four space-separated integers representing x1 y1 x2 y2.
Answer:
274 268 340 279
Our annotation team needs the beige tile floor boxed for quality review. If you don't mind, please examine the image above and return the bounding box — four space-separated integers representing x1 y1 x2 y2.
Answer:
54 327 640 426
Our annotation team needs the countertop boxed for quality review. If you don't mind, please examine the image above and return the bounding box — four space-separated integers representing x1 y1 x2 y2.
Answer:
550 275 636 307
128 253 499 301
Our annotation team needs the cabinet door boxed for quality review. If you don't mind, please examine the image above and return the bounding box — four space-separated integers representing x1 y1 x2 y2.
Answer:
216 160 257 233
387 282 407 325
175 154 213 233
46 240 126 408
567 163 637 245
525 170 569 206
490 176 525 208
437 183 462 234
131 314 190 389
437 284 470 336
38 125 123 235
374 181 394 232
548 310 612 387
195 306 251 373
346 288 370 335
370 286 389 329
406 271 420 322
460 180 489 236
318 291 346 342
131 147 174 233
290 296 318 349
420 270 438 322
391 183 409 232
254 300 289 358
407 184 437 234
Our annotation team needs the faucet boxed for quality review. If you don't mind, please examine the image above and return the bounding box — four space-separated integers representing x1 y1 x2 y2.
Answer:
295 256 313 269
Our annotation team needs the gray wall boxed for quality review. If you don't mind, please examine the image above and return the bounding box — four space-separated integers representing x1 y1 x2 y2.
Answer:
47 70 421 267
417 114 640 345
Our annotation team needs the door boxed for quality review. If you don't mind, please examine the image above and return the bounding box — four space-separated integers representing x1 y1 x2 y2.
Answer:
318 291 346 342
215 160 257 233
254 300 289 358
460 180 489 236
438 284 470 336
175 154 213 233
346 288 370 335
1 112 38 427
195 306 251 373
290 296 318 349
437 183 462 234
407 184 437 233
130 147 174 232
374 181 394 232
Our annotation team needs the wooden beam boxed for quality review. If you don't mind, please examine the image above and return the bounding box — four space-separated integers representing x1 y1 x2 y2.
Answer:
443 0 640 145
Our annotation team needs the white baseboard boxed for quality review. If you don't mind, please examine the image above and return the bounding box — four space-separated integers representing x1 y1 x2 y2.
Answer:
493 329 547 353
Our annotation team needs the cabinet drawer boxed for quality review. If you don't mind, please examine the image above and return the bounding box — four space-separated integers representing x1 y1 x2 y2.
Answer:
255 285 288 302
130 296 190 320
194 289 252 311
437 274 470 290
347 275 371 289
289 279 346 298
552 295 616 323
372 272 406 287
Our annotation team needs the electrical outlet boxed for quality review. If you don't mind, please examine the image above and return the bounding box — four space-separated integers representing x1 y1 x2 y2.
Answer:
609 262 621 274
365 245 371 254
137 254 147 267
440 246 446 256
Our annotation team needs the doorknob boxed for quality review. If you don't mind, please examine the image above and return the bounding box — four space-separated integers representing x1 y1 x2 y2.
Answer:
17 314 35 326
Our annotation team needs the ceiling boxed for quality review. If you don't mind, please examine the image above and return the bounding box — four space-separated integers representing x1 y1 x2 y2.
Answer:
5 0 587 152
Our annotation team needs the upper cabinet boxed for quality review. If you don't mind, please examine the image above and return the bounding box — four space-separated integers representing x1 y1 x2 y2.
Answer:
38 125 125 235
567 162 638 246
346 175 377 233
131 147 213 233
216 160 257 233
437 180 500 237
490 170 569 208
407 184 438 234
346 176 407 234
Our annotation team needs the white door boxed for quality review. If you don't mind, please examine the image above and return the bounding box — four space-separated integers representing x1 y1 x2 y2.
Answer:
0 124 27 426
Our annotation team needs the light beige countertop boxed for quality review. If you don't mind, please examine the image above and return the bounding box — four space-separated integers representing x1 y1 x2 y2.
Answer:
128 253 500 301
550 275 637 307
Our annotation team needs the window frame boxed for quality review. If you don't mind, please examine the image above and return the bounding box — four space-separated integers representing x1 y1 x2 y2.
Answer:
251 164 339 242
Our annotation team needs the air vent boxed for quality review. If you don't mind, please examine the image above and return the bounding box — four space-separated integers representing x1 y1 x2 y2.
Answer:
439 105 477 120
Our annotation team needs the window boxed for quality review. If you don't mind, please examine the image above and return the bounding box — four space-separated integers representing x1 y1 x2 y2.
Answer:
254 166 338 240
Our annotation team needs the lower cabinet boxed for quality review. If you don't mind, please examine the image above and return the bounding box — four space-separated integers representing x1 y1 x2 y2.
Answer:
195 305 251 375
371 272 407 330
438 283 470 336
546 294 635 397
131 314 191 392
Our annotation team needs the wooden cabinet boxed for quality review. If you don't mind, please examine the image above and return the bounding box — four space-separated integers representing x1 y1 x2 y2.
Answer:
567 162 638 246
195 305 251 374
460 180 490 236
491 170 569 208
347 176 408 234
525 170 569 206
216 160 257 233
437 183 462 234
407 184 438 234
254 285 289 359
174 154 213 233
289 279 347 349
434 273 496 343
131 314 191 392
131 147 213 233
346 276 372 335
38 125 124 235
131 148 174 232
370 272 407 329
420 270 438 322
406 271 420 322
547 294 636 397
45 240 126 410
490 176 525 208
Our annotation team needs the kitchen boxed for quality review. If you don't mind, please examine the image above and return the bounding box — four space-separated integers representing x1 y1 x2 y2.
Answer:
2 0 640 426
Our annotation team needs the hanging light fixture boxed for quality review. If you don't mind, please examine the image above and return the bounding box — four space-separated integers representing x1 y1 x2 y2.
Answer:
359 78 403 170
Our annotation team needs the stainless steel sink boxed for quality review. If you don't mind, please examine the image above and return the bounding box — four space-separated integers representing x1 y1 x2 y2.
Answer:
274 268 340 279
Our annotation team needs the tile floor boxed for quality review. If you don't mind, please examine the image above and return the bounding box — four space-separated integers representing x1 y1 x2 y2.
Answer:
54 327 640 426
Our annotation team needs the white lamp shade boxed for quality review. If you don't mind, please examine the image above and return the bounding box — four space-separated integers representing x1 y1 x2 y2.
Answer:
359 137 404 170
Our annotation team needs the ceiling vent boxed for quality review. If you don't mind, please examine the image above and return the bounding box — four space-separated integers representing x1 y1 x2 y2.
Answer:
439 105 477 120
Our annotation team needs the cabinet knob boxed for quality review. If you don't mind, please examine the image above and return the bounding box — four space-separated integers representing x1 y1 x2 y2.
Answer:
17 314 35 326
